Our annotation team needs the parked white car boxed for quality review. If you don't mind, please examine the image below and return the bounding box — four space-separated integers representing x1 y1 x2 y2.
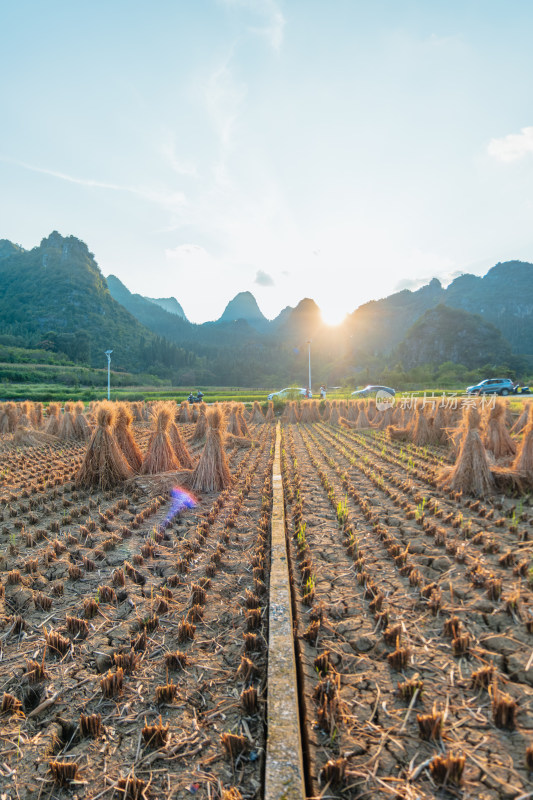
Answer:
268 387 312 401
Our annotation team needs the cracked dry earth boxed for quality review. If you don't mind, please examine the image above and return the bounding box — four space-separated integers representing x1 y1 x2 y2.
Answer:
281 421 533 798
2 415 533 800
0 421 275 800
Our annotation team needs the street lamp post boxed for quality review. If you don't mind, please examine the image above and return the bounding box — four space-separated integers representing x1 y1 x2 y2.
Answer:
307 340 312 395
105 350 113 401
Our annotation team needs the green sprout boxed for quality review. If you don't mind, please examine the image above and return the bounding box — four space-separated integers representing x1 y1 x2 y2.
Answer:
336 496 349 527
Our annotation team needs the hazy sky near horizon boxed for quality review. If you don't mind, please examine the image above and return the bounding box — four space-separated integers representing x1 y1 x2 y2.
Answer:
2 0 533 324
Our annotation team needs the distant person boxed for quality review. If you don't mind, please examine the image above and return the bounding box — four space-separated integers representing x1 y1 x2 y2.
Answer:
197 390 204 401
305 387 311 398
320 385 326 400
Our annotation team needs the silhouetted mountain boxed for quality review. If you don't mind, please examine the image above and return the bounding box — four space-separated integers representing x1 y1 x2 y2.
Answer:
270 305 294 328
347 278 445 356
0 240 24 260
0 233 197 374
146 295 188 320
347 263 533 357
2 231 531 388
217 291 268 331
107 274 192 342
276 298 324 343
444 261 533 354
397 305 513 369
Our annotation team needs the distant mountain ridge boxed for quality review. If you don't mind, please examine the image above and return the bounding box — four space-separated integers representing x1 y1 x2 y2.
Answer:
146 296 188 320
397 305 512 369
347 262 533 356
0 233 196 373
1 231 531 387
218 291 268 330
109 260 533 357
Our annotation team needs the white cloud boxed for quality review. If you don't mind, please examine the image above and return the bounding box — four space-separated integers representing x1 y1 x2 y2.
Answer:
1 156 187 213
487 126 533 162
159 136 197 177
254 269 274 286
219 0 285 51
165 243 211 261
205 55 247 158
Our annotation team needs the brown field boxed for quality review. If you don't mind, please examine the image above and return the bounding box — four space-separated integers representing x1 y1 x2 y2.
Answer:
0 397 532 799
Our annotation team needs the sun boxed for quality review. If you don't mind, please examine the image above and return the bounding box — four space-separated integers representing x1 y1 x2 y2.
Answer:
321 307 347 326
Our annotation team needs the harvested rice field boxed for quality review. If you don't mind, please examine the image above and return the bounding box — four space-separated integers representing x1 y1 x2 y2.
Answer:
1 396 533 799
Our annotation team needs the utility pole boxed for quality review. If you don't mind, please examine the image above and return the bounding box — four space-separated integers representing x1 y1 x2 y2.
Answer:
105 350 113 400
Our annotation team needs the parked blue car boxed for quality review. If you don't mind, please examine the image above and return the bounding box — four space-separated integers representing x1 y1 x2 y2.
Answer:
466 378 520 396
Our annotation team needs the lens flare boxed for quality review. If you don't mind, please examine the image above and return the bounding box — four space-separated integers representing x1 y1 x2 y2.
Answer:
166 486 197 524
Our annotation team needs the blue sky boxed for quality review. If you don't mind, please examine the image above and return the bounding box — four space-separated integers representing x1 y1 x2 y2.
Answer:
1 0 533 324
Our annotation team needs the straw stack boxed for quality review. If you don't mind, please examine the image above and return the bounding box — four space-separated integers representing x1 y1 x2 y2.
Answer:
76 404 132 490
115 403 143 471
191 408 232 492
141 403 180 474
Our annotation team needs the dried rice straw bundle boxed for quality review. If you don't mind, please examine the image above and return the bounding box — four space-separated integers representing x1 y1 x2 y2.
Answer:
299 401 314 424
438 406 494 497
32 402 44 429
431 404 447 445
265 401 275 422
141 403 179 474
0 402 17 433
192 405 209 442
387 424 411 441
178 401 190 423
169 420 194 469
191 405 199 422
46 403 61 436
75 404 132 490
347 401 358 422
367 400 377 421
355 401 370 428
114 403 142 470
73 402 91 441
329 401 341 426
13 427 58 447
310 400 321 422
411 408 437 446
227 433 255 448
321 401 331 421
18 401 33 428
131 402 144 422
372 407 393 431
511 403 530 435
504 401 514 430
227 405 243 436
58 402 77 440
391 404 403 425
0 404 8 434
483 400 516 460
191 408 232 492
237 404 250 437
286 401 300 424
512 404 533 486
448 400 481 455
340 417 356 429
250 401 265 424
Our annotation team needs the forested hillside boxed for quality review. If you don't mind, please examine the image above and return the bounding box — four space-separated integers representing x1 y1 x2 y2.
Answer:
1 232 531 388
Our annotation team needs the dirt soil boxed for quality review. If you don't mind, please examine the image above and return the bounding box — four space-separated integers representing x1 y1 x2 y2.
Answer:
281 422 533 799
0 421 274 800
